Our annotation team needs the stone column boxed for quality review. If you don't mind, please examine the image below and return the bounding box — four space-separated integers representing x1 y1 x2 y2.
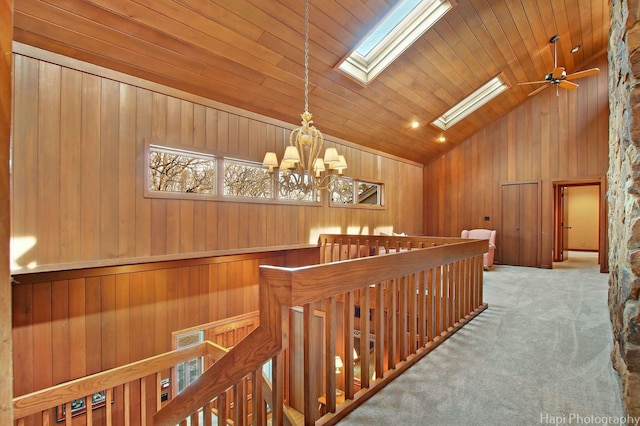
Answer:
608 0 640 418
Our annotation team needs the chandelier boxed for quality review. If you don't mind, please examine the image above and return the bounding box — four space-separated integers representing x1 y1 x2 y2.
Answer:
262 0 347 197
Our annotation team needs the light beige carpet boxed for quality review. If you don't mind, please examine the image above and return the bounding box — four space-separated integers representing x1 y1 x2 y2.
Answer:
339 252 626 426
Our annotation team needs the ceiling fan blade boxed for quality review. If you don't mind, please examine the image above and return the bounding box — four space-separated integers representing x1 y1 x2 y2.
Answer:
517 80 548 86
552 67 565 79
528 83 550 97
559 80 579 90
565 68 600 80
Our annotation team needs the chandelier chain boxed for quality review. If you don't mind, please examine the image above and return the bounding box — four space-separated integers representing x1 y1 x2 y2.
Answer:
304 0 309 112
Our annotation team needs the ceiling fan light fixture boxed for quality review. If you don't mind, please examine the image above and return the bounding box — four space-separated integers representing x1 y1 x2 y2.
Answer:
517 35 600 97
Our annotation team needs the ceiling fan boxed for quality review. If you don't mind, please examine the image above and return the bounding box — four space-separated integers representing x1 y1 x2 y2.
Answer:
518 34 600 96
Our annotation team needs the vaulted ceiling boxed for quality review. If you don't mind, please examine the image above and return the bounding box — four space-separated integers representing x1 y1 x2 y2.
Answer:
12 0 609 165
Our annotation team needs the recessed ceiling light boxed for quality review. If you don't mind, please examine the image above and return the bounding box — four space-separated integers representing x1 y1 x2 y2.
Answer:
438 135 446 142
570 45 580 54
411 121 420 129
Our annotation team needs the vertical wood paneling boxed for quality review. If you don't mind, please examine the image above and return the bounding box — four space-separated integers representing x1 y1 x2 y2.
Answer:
101 275 116 371
100 79 120 259
85 277 102 375
80 73 101 261
115 274 131 366
135 88 153 257
37 62 61 264
68 278 86 380
424 55 608 268
12 283 33 396
1 4 12 423
12 53 423 271
59 68 82 262
51 280 70 385
12 55 39 267
118 84 137 258
32 282 52 391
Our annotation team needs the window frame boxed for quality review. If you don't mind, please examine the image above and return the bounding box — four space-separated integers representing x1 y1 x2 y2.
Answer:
144 143 327 206
329 176 385 210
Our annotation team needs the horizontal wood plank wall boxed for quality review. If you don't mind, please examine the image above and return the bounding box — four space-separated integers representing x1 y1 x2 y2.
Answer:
11 52 423 271
12 248 318 399
423 55 609 268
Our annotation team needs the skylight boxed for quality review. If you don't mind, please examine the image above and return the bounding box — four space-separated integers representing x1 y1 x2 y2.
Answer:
431 76 509 131
338 0 452 85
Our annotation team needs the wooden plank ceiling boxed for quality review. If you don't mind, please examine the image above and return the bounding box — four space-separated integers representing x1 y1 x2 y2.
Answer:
12 0 609 165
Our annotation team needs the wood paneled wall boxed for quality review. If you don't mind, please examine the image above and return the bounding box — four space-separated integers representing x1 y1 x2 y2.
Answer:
12 248 318 398
2 1 14 424
10 48 423 272
423 54 609 268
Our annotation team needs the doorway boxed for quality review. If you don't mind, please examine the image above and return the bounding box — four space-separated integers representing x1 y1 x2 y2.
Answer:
552 178 608 273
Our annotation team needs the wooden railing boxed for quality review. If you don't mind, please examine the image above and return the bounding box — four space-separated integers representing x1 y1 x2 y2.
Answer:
12 235 489 426
154 234 489 425
12 312 260 426
12 341 229 425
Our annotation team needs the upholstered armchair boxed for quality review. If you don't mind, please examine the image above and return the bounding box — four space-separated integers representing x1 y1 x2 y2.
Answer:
461 229 497 270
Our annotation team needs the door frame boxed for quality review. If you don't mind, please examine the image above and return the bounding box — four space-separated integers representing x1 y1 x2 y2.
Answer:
552 177 608 273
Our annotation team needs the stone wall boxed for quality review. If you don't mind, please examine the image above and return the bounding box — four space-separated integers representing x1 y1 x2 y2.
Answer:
608 0 640 418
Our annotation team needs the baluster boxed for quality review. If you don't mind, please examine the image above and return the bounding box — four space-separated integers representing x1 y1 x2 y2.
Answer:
303 303 315 426
435 266 442 336
189 410 199 426
418 270 426 348
427 269 434 343
472 257 477 311
343 290 355 400
140 378 147 426
106 387 113 425
84 394 93 425
156 372 162 412
386 278 397 369
456 259 469 321
375 282 385 382
408 273 417 354
398 275 407 361
251 368 264 426
64 402 72 426
218 392 227 426
449 262 456 327
272 352 284 426
464 258 470 316
360 288 371 389
233 378 246 426
477 255 483 308
325 296 337 413
124 382 131 426
203 401 213 426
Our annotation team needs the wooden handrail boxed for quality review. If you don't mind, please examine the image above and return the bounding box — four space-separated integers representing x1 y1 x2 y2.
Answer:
153 266 292 425
154 235 488 425
13 341 228 419
292 240 487 305
12 235 486 425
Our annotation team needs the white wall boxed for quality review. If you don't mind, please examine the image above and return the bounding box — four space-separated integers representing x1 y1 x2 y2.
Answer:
566 185 599 251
